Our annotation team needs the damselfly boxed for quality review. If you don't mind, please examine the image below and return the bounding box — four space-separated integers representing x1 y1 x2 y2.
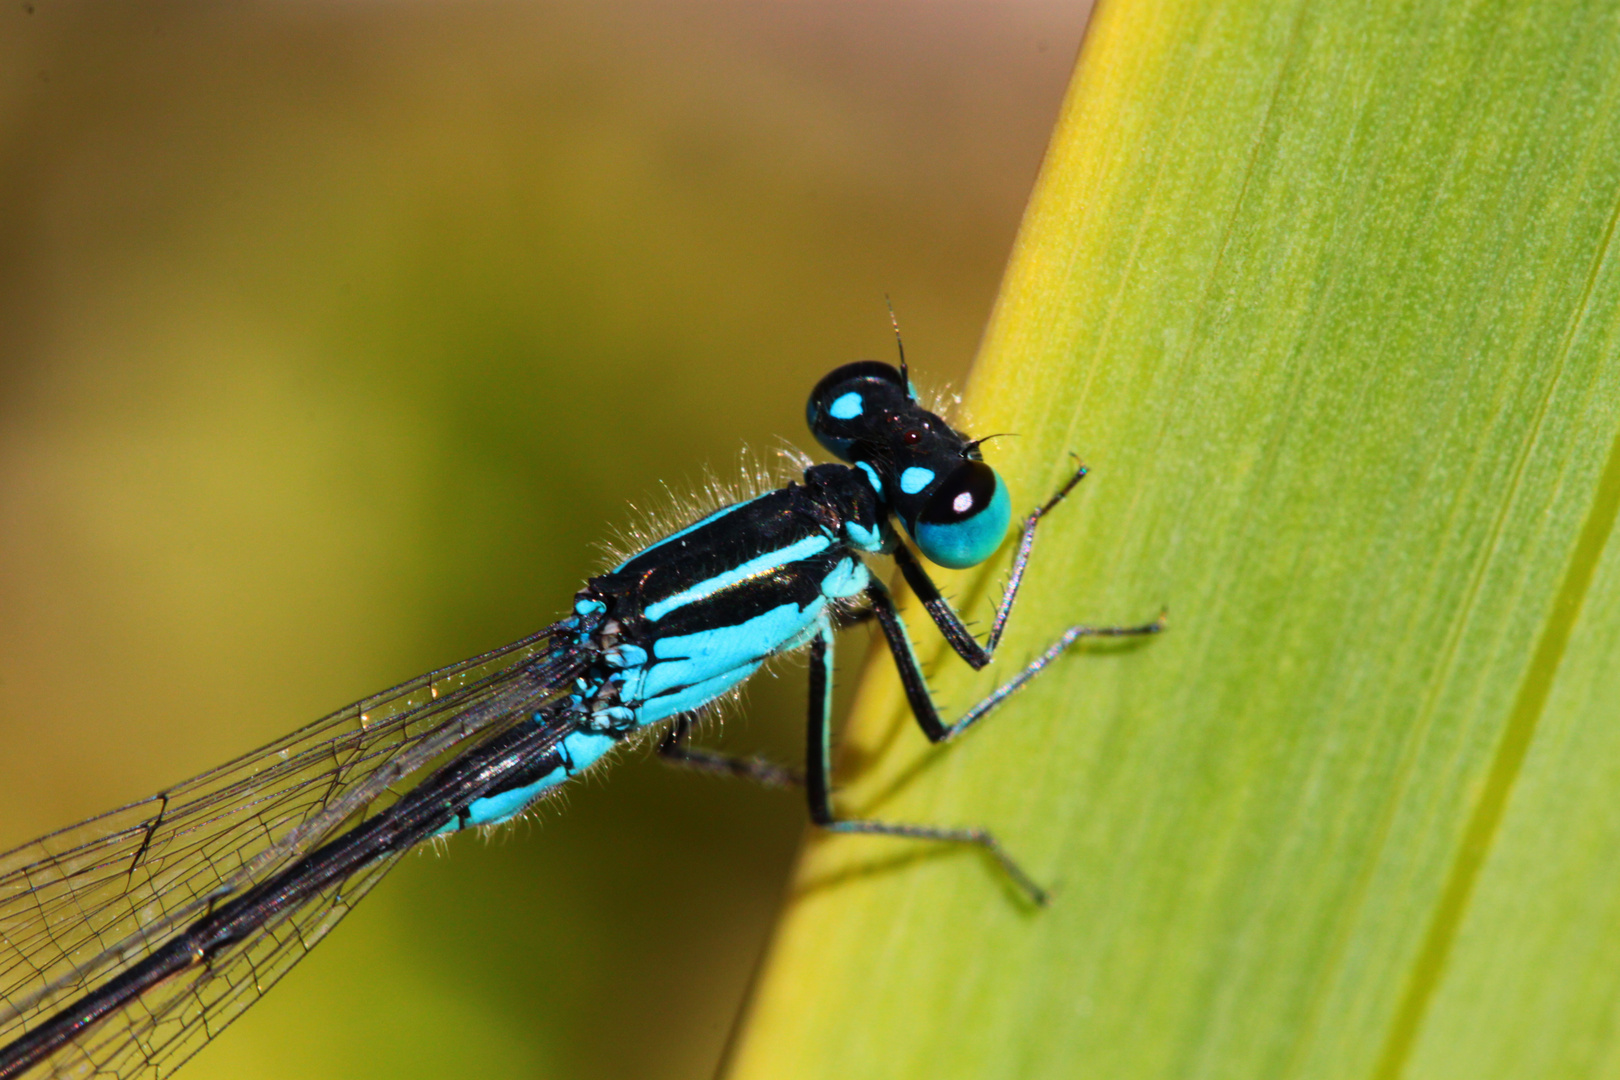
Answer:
0 352 1160 1079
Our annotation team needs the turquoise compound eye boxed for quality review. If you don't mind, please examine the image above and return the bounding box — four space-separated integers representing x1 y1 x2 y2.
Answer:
910 462 1011 569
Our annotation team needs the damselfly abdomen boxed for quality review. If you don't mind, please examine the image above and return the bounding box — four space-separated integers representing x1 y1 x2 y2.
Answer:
0 355 1160 1079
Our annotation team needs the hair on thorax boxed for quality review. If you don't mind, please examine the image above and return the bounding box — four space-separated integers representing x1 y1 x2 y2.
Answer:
594 443 810 571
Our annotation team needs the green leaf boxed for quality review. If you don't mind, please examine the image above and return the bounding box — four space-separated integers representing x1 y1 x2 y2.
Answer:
725 1 1620 1077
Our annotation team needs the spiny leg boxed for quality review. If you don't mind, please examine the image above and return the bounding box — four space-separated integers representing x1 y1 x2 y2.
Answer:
865 577 1162 744
893 459 1112 670
657 716 800 788
804 621 1049 906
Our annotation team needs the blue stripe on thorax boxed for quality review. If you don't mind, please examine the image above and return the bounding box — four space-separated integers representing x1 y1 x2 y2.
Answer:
621 601 812 706
613 498 754 571
623 558 869 721
644 533 832 621
449 552 871 831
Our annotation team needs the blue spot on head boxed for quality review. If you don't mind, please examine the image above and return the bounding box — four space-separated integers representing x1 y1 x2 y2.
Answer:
900 467 935 495
912 472 1011 569
856 461 882 494
829 392 864 420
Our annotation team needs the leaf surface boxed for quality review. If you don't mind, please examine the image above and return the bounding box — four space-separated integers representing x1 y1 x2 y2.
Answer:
727 1 1620 1076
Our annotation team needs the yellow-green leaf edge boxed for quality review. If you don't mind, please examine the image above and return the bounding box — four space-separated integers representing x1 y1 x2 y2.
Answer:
726 1 1620 1078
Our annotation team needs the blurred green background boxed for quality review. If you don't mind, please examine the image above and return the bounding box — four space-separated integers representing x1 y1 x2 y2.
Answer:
0 2 1088 1077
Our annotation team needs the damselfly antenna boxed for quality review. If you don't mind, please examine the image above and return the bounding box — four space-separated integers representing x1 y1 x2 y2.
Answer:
884 294 911 398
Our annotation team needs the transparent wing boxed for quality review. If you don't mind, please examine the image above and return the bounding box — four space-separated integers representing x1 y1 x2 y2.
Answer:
0 620 584 1073
77 681 586 1080
31 850 409 1080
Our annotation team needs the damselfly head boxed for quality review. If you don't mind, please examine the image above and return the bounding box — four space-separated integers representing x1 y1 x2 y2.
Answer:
806 360 1011 570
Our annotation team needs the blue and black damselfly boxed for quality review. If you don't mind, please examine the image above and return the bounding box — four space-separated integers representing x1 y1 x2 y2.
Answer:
0 351 1160 1079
